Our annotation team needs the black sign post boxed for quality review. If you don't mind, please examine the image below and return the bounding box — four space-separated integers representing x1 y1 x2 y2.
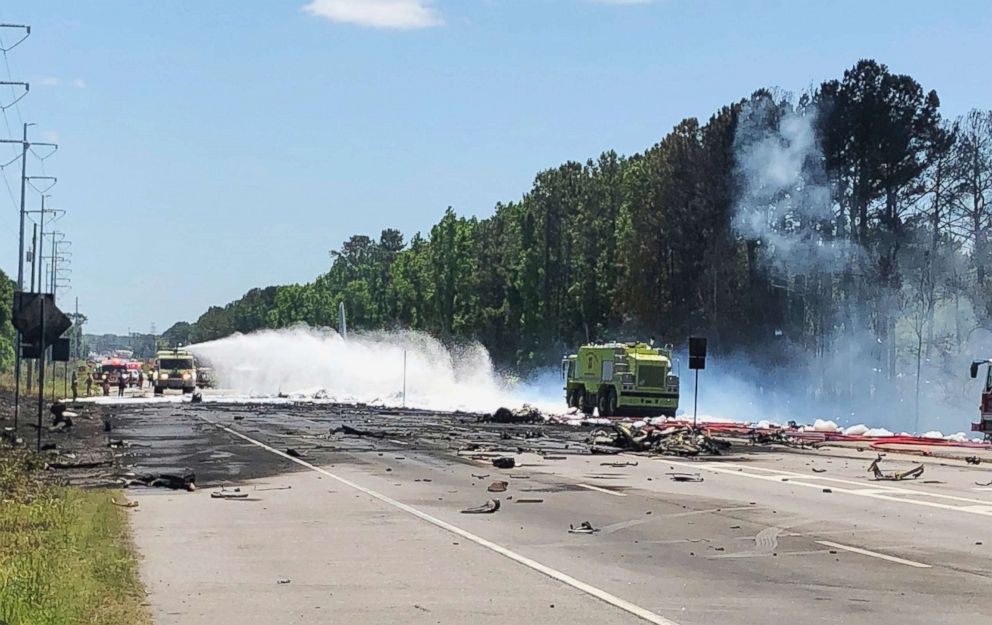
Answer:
688 337 707 428
10 292 71 450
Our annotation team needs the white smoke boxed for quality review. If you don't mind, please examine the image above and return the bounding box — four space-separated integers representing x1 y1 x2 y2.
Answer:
732 98 858 273
188 325 563 413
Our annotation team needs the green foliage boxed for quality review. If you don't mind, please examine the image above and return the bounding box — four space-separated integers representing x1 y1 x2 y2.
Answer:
170 59 991 378
0 450 150 625
0 269 13 373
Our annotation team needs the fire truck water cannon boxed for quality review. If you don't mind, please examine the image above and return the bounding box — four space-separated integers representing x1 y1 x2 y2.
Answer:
971 359 992 441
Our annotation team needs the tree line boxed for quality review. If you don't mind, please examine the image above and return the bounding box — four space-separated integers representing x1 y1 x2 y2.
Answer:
163 60 990 415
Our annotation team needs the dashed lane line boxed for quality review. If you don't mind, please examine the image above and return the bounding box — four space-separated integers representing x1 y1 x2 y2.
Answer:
815 541 931 568
663 459 992 517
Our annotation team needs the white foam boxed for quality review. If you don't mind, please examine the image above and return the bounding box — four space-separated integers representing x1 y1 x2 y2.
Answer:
811 418 841 432
864 427 894 437
188 326 562 414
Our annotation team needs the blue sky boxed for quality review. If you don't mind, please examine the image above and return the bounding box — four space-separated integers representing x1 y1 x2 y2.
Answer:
1 0 990 334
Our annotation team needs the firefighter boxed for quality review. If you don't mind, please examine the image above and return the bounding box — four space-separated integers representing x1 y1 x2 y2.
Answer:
137 371 144 390
85 374 93 397
102 376 110 396
117 372 127 397
70 370 79 402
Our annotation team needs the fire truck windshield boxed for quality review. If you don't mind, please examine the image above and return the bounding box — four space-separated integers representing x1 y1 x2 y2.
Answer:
159 358 193 370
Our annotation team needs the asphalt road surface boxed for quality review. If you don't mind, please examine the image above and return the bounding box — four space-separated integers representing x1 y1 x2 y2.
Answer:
110 402 992 625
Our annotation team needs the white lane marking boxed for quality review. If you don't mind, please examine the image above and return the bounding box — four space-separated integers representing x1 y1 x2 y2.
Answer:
600 518 649 535
815 541 931 568
663 459 992 517
973 487 992 492
577 483 627 497
718 464 992 505
201 417 678 625
387 439 409 446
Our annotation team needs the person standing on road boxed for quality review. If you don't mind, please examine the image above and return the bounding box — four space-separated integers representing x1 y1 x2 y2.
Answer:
85 374 93 397
117 373 127 397
102 376 110 396
71 370 79 402
137 371 144 390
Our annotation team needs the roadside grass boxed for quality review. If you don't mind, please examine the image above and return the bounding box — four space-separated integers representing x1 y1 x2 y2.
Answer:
0 449 150 625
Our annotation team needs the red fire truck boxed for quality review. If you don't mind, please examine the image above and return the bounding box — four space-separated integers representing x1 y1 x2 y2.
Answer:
970 359 992 441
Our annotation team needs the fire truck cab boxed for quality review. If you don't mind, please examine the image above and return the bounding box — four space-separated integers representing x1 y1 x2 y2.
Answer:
970 359 992 441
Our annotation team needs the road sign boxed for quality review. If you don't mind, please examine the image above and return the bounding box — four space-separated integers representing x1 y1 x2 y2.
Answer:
689 336 707 370
52 338 70 362
11 292 71 347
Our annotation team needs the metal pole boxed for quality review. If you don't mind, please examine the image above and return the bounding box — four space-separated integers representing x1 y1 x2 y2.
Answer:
26 222 37 392
13 124 29 430
37 294 45 452
16 123 27 288
29 222 37 291
693 369 699 428
402 350 407 408
50 228 56 297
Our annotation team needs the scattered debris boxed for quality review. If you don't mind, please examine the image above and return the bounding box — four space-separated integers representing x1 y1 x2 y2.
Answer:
541 455 567 460
568 521 600 534
285 448 308 458
589 423 730 456
668 472 704 483
277 578 291 584
211 488 250 499
492 457 516 469
600 461 638 467
111 498 139 508
589 445 622 455
233 415 245 421
516 498 544 503
49 400 74 429
190 392 203 404
486 405 544 424
461 499 501 514
47 459 113 470
471 473 490 479
124 471 197 491
868 454 924 481
255 485 292 491
811 467 827 473
331 424 387 439
822 488 832 493
487 480 508 493
965 456 982 465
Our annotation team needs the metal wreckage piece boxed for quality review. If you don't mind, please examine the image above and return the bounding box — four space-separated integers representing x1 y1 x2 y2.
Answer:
868 454 925 481
587 423 731 457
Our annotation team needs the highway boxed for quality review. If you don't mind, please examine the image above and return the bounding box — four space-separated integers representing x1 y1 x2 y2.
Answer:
113 402 992 625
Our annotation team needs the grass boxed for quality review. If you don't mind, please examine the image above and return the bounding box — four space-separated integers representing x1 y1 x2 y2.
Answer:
0 449 151 625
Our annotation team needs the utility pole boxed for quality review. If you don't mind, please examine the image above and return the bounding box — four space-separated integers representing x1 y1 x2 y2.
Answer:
3 123 31 429
26 222 37 392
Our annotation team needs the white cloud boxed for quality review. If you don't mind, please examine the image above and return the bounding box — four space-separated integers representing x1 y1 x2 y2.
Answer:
37 76 86 88
302 0 443 29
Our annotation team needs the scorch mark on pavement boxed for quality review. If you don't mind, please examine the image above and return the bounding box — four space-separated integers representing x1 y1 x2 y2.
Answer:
196 414 681 625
